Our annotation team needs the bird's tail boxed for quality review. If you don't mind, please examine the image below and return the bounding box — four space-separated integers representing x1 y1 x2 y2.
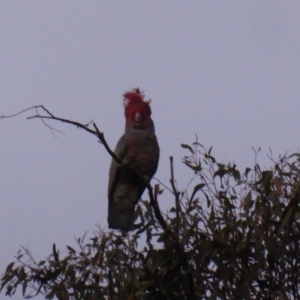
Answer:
108 201 135 232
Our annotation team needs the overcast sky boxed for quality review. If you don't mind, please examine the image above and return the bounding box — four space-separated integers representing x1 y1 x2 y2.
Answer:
1 1 300 298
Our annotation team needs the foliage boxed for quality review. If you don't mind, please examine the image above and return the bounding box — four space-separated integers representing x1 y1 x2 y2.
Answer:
2 141 300 299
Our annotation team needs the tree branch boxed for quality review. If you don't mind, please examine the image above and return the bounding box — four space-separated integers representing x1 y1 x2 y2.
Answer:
1 105 168 232
27 106 97 136
149 183 167 230
93 122 121 164
170 156 181 235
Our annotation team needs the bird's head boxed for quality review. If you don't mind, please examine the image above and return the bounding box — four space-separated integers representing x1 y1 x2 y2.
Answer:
123 88 155 131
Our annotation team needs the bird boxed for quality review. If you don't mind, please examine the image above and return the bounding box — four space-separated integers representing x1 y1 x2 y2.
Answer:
107 88 160 231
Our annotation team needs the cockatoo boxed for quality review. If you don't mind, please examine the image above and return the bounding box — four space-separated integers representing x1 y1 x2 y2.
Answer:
108 88 159 231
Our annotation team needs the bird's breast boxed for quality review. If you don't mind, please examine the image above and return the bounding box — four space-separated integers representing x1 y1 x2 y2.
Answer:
124 130 159 176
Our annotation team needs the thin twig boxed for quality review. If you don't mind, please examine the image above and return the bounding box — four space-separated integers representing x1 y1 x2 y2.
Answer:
40 117 65 138
27 114 96 136
153 176 173 194
0 105 44 119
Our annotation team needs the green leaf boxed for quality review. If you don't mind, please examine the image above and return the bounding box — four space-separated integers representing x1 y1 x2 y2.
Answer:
260 170 273 193
5 262 14 273
203 192 211 208
52 243 59 263
22 280 27 297
169 207 176 213
38 260 46 266
181 143 194 154
244 167 251 178
214 164 227 178
276 207 294 236
17 267 26 280
287 152 300 159
243 190 253 211
204 153 216 163
190 183 206 202
232 169 241 181
288 163 300 175
224 197 235 209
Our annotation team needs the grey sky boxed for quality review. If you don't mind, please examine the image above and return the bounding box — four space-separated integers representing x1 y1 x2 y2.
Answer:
1 2 300 298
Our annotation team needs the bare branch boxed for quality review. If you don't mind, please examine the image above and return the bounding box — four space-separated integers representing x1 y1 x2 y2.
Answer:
147 183 167 230
169 156 180 203
1 105 168 233
169 156 181 235
0 105 44 119
27 113 97 136
93 122 121 164
1 105 97 137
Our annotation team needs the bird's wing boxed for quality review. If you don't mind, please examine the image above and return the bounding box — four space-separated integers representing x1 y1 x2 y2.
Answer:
108 134 127 199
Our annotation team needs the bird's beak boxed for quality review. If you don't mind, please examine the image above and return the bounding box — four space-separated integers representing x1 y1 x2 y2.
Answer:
134 112 142 122
134 112 143 128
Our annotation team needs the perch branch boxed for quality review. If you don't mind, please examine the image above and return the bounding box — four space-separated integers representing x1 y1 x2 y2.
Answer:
1 105 168 232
